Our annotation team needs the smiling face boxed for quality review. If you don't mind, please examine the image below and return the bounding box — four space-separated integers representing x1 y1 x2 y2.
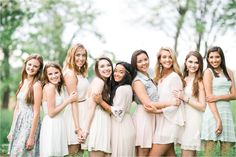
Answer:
25 59 41 77
98 59 112 79
208 51 222 69
46 67 61 85
136 53 149 73
185 55 199 74
74 49 87 69
114 64 126 82
159 50 173 70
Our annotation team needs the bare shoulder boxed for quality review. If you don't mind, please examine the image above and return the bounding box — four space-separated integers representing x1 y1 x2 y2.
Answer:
33 81 43 89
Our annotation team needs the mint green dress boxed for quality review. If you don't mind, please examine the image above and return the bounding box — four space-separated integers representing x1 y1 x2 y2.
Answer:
201 70 236 143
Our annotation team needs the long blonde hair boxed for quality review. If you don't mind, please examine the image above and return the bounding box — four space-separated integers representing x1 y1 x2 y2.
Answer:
63 43 88 77
153 47 183 84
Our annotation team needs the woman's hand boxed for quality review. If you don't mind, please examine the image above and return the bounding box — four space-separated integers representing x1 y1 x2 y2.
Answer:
26 136 35 150
215 119 223 136
69 91 79 103
93 93 102 104
144 104 162 113
77 129 89 143
206 95 218 103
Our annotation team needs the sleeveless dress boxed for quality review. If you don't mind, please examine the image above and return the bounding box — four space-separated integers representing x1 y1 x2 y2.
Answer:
132 72 158 148
40 91 68 157
64 74 89 147
201 69 236 143
8 90 40 157
178 78 203 151
111 85 135 157
153 72 185 144
87 77 111 153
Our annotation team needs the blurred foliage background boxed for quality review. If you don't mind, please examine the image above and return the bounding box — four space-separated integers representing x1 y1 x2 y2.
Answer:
1 0 236 156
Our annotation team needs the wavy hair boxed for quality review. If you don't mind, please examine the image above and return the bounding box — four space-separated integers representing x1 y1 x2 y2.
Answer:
63 43 88 77
183 51 203 98
16 54 44 105
153 47 183 84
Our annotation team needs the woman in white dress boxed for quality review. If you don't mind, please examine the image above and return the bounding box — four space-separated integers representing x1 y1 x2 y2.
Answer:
173 51 206 157
82 57 113 157
149 47 185 156
94 62 137 157
40 62 78 157
63 43 90 155
8 54 43 157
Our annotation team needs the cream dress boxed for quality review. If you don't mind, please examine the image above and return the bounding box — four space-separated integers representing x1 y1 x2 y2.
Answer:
153 72 185 144
178 78 203 151
40 90 68 157
87 77 111 153
63 74 89 147
111 85 135 157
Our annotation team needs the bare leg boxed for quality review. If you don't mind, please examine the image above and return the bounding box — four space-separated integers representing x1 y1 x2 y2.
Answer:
204 140 216 157
165 143 176 157
220 141 234 156
136 146 150 157
68 144 82 155
149 144 172 157
89 151 107 157
181 150 196 157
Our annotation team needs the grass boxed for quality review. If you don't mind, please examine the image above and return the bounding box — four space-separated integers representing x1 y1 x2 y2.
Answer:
1 101 236 156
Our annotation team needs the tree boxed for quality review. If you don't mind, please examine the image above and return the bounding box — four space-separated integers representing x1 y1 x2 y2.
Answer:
0 0 33 108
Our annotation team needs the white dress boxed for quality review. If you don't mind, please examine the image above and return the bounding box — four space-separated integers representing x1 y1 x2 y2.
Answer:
87 77 111 153
64 74 89 147
111 85 135 157
178 78 203 151
40 91 68 157
153 72 185 144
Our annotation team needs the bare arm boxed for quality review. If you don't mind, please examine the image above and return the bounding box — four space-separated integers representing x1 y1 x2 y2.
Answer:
203 69 222 135
45 84 78 118
26 82 42 149
7 101 19 141
174 81 206 112
207 69 236 102
64 71 80 132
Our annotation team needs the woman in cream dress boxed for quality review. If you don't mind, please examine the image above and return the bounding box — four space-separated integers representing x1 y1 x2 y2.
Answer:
94 62 137 157
40 63 78 157
173 51 206 157
82 57 113 157
63 43 89 155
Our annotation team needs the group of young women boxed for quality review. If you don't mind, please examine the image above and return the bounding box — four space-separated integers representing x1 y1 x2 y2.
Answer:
7 44 236 157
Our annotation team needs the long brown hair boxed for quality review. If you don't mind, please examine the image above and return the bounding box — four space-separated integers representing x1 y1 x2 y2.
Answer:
94 57 113 104
63 43 88 77
206 46 231 81
42 62 65 94
183 51 203 98
16 54 44 105
153 47 183 84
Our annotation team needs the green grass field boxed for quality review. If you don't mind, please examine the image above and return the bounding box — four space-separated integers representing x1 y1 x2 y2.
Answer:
1 101 236 156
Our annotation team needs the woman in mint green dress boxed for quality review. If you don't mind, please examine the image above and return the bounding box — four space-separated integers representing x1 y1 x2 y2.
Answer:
201 46 236 156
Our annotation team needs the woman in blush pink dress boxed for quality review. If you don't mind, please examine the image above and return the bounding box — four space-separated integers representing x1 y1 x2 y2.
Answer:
149 47 185 157
173 51 206 157
131 50 178 157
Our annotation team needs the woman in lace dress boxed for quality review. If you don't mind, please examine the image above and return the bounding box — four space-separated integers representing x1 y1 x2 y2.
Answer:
201 46 236 156
63 43 90 156
8 54 44 157
173 51 206 157
40 62 78 157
